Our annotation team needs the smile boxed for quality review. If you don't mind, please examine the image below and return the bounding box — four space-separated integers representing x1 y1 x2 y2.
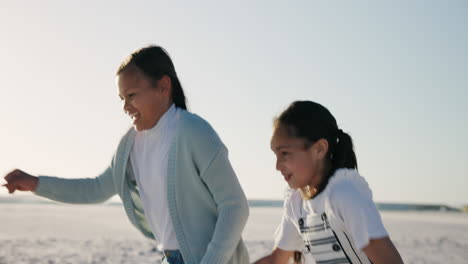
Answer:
129 113 140 123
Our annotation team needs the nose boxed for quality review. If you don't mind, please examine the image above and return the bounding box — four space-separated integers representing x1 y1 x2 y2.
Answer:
122 99 130 114
275 158 283 172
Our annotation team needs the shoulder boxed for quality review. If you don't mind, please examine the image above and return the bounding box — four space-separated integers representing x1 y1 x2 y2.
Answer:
179 111 220 138
326 169 373 201
178 110 214 131
177 110 224 149
179 110 209 126
325 169 377 218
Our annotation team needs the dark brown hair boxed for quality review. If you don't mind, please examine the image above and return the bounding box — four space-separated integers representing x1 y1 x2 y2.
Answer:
275 101 357 196
117 45 187 110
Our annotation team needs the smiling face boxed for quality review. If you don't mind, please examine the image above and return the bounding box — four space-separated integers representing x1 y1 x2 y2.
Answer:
271 125 328 190
117 68 172 131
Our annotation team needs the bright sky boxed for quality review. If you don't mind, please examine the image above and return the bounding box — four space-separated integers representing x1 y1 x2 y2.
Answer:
0 1 466 206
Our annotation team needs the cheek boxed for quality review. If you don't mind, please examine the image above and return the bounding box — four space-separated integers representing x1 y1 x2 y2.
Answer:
144 94 162 111
126 97 138 108
134 98 153 114
296 156 314 173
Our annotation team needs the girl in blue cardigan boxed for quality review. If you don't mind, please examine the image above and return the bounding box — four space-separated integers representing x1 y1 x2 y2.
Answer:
3 46 249 264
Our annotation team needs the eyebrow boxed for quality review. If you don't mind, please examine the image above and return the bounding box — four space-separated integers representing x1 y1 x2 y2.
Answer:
272 145 292 151
118 88 135 99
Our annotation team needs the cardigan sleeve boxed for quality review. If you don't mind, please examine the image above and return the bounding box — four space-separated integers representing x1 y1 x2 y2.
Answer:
34 158 117 204
199 146 249 264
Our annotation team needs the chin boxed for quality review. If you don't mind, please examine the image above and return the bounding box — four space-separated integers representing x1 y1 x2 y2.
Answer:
133 124 144 132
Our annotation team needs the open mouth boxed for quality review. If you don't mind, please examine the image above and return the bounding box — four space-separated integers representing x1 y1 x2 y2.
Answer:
129 113 140 123
283 174 292 182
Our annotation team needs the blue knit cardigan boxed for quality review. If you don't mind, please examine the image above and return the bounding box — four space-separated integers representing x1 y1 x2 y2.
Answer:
35 110 250 264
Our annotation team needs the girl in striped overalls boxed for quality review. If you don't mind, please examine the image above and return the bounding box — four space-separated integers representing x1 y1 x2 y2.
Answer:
256 101 403 264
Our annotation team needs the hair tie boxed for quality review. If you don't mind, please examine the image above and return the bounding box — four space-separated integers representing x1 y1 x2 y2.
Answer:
335 128 343 143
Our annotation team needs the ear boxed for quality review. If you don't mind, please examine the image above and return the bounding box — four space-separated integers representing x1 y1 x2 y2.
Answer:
158 75 172 96
315 139 329 160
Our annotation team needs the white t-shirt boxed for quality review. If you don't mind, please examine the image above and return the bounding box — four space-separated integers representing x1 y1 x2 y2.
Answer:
130 104 180 250
275 169 388 264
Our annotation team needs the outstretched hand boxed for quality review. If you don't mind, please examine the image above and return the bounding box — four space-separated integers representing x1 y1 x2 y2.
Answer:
3 169 38 193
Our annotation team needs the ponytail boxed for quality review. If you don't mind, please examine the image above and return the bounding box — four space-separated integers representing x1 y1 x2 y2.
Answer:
170 75 187 110
331 129 358 171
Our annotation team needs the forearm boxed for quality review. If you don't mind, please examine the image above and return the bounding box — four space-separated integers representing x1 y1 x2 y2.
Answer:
254 248 294 264
35 168 116 204
363 237 404 264
255 255 274 264
200 195 249 264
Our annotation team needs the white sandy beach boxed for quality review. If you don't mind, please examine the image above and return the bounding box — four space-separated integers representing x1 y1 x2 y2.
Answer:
1 203 467 264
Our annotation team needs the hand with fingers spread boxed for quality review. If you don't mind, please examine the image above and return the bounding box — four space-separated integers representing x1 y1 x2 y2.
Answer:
3 169 38 193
